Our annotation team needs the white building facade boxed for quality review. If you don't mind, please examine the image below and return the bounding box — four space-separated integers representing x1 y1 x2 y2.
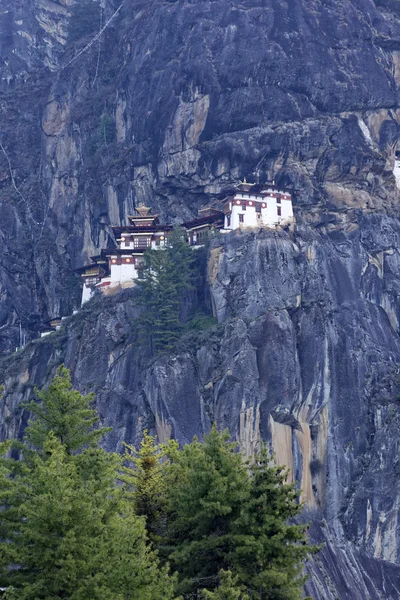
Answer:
223 182 293 230
394 153 400 188
77 185 295 306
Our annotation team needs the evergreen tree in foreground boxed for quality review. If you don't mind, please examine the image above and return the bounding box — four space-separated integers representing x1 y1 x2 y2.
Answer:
0 367 317 599
0 368 176 600
162 426 317 599
201 570 249 600
136 226 195 355
24 364 110 453
162 426 249 596
121 430 171 544
232 447 317 599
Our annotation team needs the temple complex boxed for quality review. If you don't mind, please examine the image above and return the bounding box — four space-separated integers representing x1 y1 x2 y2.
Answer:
76 206 173 304
77 182 294 306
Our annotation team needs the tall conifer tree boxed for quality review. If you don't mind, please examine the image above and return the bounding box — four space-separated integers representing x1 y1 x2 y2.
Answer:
136 226 195 354
0 369 176 600
162 426 250 596
24 364 110 454
162 427 316 599
121 431 171 544
231 447 317 599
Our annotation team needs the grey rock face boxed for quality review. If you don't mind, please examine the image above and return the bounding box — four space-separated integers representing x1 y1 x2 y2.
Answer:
1 0 400 349
3 220 400 597
3 0 400 596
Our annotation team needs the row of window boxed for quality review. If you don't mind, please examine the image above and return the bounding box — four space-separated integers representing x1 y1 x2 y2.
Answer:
226 206 282 226
122 237 166 249
123 238 152 249
84 276 100 287
241 202 281 211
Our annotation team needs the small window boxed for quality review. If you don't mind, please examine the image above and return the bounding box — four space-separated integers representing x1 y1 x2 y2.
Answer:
227 215 231 227
242 203 246 211
277 206 282 216
239 214 244 223
255 204 261 213
85 276 98 287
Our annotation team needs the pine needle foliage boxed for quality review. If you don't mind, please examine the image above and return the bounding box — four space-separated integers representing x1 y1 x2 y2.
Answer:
162 426 317 600
0 368 317 600
231 447 318 600
162 425 250 596
136 226 196 355
0 368 176 600
121 431 171 544
24 364 110 454
201 570 249 600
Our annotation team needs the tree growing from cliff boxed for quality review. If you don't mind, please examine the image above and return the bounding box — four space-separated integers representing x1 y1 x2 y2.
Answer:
136 226 195 355
0 369 176 600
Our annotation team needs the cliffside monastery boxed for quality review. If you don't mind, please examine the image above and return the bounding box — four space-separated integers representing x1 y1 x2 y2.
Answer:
76 181 294 306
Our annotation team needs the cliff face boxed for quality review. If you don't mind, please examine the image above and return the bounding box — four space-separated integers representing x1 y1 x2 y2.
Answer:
3 0 400 596
3 219 400 597
2 0 400 349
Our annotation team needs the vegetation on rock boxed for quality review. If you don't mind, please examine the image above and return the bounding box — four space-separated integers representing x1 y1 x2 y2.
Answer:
136 227 196 355
0 368 316 599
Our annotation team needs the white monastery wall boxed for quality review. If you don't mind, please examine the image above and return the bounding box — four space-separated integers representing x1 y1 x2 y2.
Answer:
120 261 137 281
81 282 94 304
394 158 400 188
110 261 122 283
281 199 293 220
225 190 293 230
110 260 137 284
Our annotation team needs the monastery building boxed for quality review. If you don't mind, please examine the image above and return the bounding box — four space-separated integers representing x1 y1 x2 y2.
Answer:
223 181 293 229
76 181 293 306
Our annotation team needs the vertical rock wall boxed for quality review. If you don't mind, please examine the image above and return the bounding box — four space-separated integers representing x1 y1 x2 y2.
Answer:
2 219 400 596
1 0 400 350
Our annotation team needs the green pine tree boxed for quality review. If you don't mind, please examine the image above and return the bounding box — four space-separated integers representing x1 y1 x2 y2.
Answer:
232 447 317 600
201 571 249 600
121 431 171 544
24 364 110 454
0 368 176 600
162 427 317 600
136 226 195 355
162 425 250 596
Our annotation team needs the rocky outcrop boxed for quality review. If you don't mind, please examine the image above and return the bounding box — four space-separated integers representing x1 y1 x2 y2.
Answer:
3 220 400 596
2 0 400 350
3 0 400 596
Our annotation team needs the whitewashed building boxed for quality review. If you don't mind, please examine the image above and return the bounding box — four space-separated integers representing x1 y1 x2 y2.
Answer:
223 181 293 230
77 183 295 306
394 153 400 188
77 206 173 305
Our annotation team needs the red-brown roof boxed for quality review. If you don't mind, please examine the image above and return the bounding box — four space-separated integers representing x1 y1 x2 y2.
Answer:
112 225 173 234
182 212 224 229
